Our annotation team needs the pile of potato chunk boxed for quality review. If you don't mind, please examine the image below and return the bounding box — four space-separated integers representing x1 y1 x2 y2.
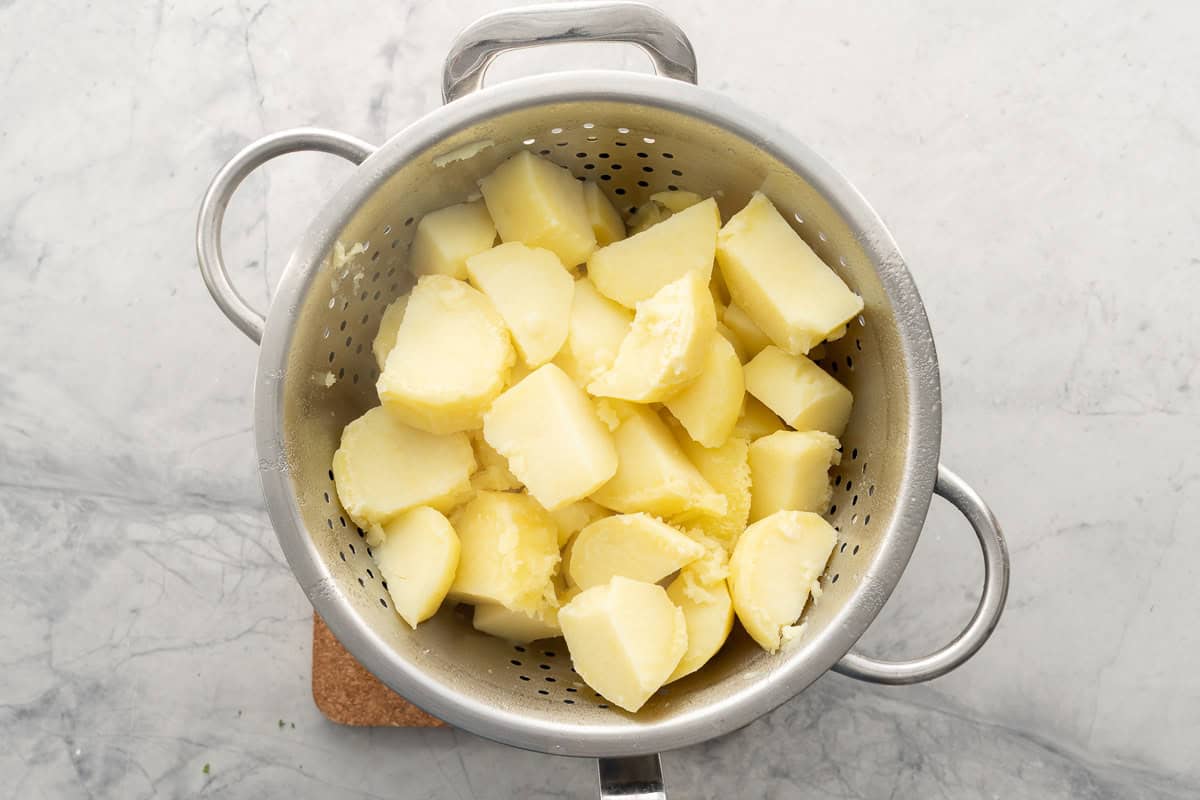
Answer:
332 150 863 712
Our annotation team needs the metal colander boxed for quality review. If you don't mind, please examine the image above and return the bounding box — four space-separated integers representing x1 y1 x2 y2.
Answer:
198 3 1009 796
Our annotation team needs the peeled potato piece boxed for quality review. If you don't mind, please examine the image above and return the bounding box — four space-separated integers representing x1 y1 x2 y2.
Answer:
409 200 497 280
554 277 633 387
733 395 788 441
666 420 751 548
729 510 837 652
721 303 772 361
472 601 560 643
664 335 745 447
665 571 734 682
650 189 704 213
748 430 841 521
744 346 853 437
558 576 688 712
469 431 522 493
374 507 460 629
549 498 611 548
567 513 705 590
372 294 409 370
583 181 626 246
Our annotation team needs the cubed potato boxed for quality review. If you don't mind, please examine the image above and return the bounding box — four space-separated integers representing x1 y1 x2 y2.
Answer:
650 189 703 213
558 576 688 712
590 407 726 518
665 571 733 682
676 531 730 589
472 601 560 643
448 491 560 613
625 202 668 235
664 335 744 447
717 192 863 354
583 181 626 246
667 421 751 548
744 346 853 437
588 271 717 403
372 294 408 370
721 303 772 361
728 510 837 652
715 321 749 363
469 431 522 492
466 242 574 367
710 265 731 307
549 498 611 548
377 275 514 434
484 364 618 511
479 150 596 267
408 201 497 280
332 407 474 526
588 198 721 308
567 513 705 590
733 395 787 441
592 397 640 432
748 431 841 521
553 277 633 386
374 506 460 628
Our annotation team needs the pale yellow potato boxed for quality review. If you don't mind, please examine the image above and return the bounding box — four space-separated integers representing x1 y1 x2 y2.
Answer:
624 202 668 235
650 189 703 213
558 576 687 712
717 192 863 355
721 303 772 361
549 498 611 548
728 510 837 652
469 431 522 492
748 431 841 521
666 420 751 548
744 346 853 437
483 364 618 511
567 513 705 590
590 406 726 519
583 181 626 246
553 277 633 387
733 395 788 441
466 242 574 367
332 407 474 526
588 198 720 308
377 275 514 434
710 265 731 307
588 271 717 403
479 150 596 267
472 601 560 642
665 570 733 682
592 397 640 432
715 321 749 363
409 200 497 280
664 335 744 447
675 531 730 590
372 294 408 370
374 507 460 628
448 491 560 614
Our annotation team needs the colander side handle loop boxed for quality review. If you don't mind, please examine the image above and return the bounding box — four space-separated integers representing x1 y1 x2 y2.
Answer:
598 755 666 799
196 128 376 345
442 1 698 103
833 464 1010 685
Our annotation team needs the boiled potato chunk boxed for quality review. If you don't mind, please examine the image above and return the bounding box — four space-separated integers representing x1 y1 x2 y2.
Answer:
729 510 837 652
715 321 748 363
665 571 733 682
717 192 863 355
625 202 668 235
588 198 720 308
748 431 841 521
667 422 751 548
733 395 788 441
374 506 460 628
372 294 408 370
466 242 574 367
483 364 618 511
409 200 497 280
558 576 687 712
554 277 633 386
721 303 772 361
592 397 640 432
567 513 705 590
448 491 559 613
591 407 726 518
469 431 522 492
332 407 474 526
583 181 626 246
377 275 514 434
650 189 703 213
744 346 853 437
664 335 744 447
479 150 596 267
549 498 611 548
472 601 560 642
588 271 717 403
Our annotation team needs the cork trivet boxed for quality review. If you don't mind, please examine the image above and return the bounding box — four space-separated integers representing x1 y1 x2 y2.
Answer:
312 613 444 727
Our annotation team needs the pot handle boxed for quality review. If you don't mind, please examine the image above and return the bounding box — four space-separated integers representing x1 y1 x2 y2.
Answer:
196 127 376 344
598 754 665 799
833 464 1010 684
442 1 698 103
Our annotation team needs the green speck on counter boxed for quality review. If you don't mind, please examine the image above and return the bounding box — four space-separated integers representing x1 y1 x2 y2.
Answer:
202 763 210 775
290 722 295 729
278 719 285 729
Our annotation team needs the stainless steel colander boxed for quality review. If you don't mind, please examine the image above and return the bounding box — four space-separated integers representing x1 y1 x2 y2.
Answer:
197 3 1010 796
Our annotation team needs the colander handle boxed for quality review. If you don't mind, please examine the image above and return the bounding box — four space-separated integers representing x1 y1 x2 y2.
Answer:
833 464 1010 685
197 128 376 344
598 754 665 799
442 1 698 103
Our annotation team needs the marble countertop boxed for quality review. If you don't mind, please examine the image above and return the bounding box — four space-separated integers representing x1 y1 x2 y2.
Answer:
2 0 1197 797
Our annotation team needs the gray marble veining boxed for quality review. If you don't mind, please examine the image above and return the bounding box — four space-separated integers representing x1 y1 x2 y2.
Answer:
1 0 1197 797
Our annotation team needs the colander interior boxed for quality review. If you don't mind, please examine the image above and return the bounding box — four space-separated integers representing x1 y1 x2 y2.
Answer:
275 96 918 732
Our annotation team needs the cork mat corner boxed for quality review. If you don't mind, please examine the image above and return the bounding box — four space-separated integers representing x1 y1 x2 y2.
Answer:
312 612 444 728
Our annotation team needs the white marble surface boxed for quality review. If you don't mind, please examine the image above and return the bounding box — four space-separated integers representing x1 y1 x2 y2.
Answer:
1 0 1198 797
